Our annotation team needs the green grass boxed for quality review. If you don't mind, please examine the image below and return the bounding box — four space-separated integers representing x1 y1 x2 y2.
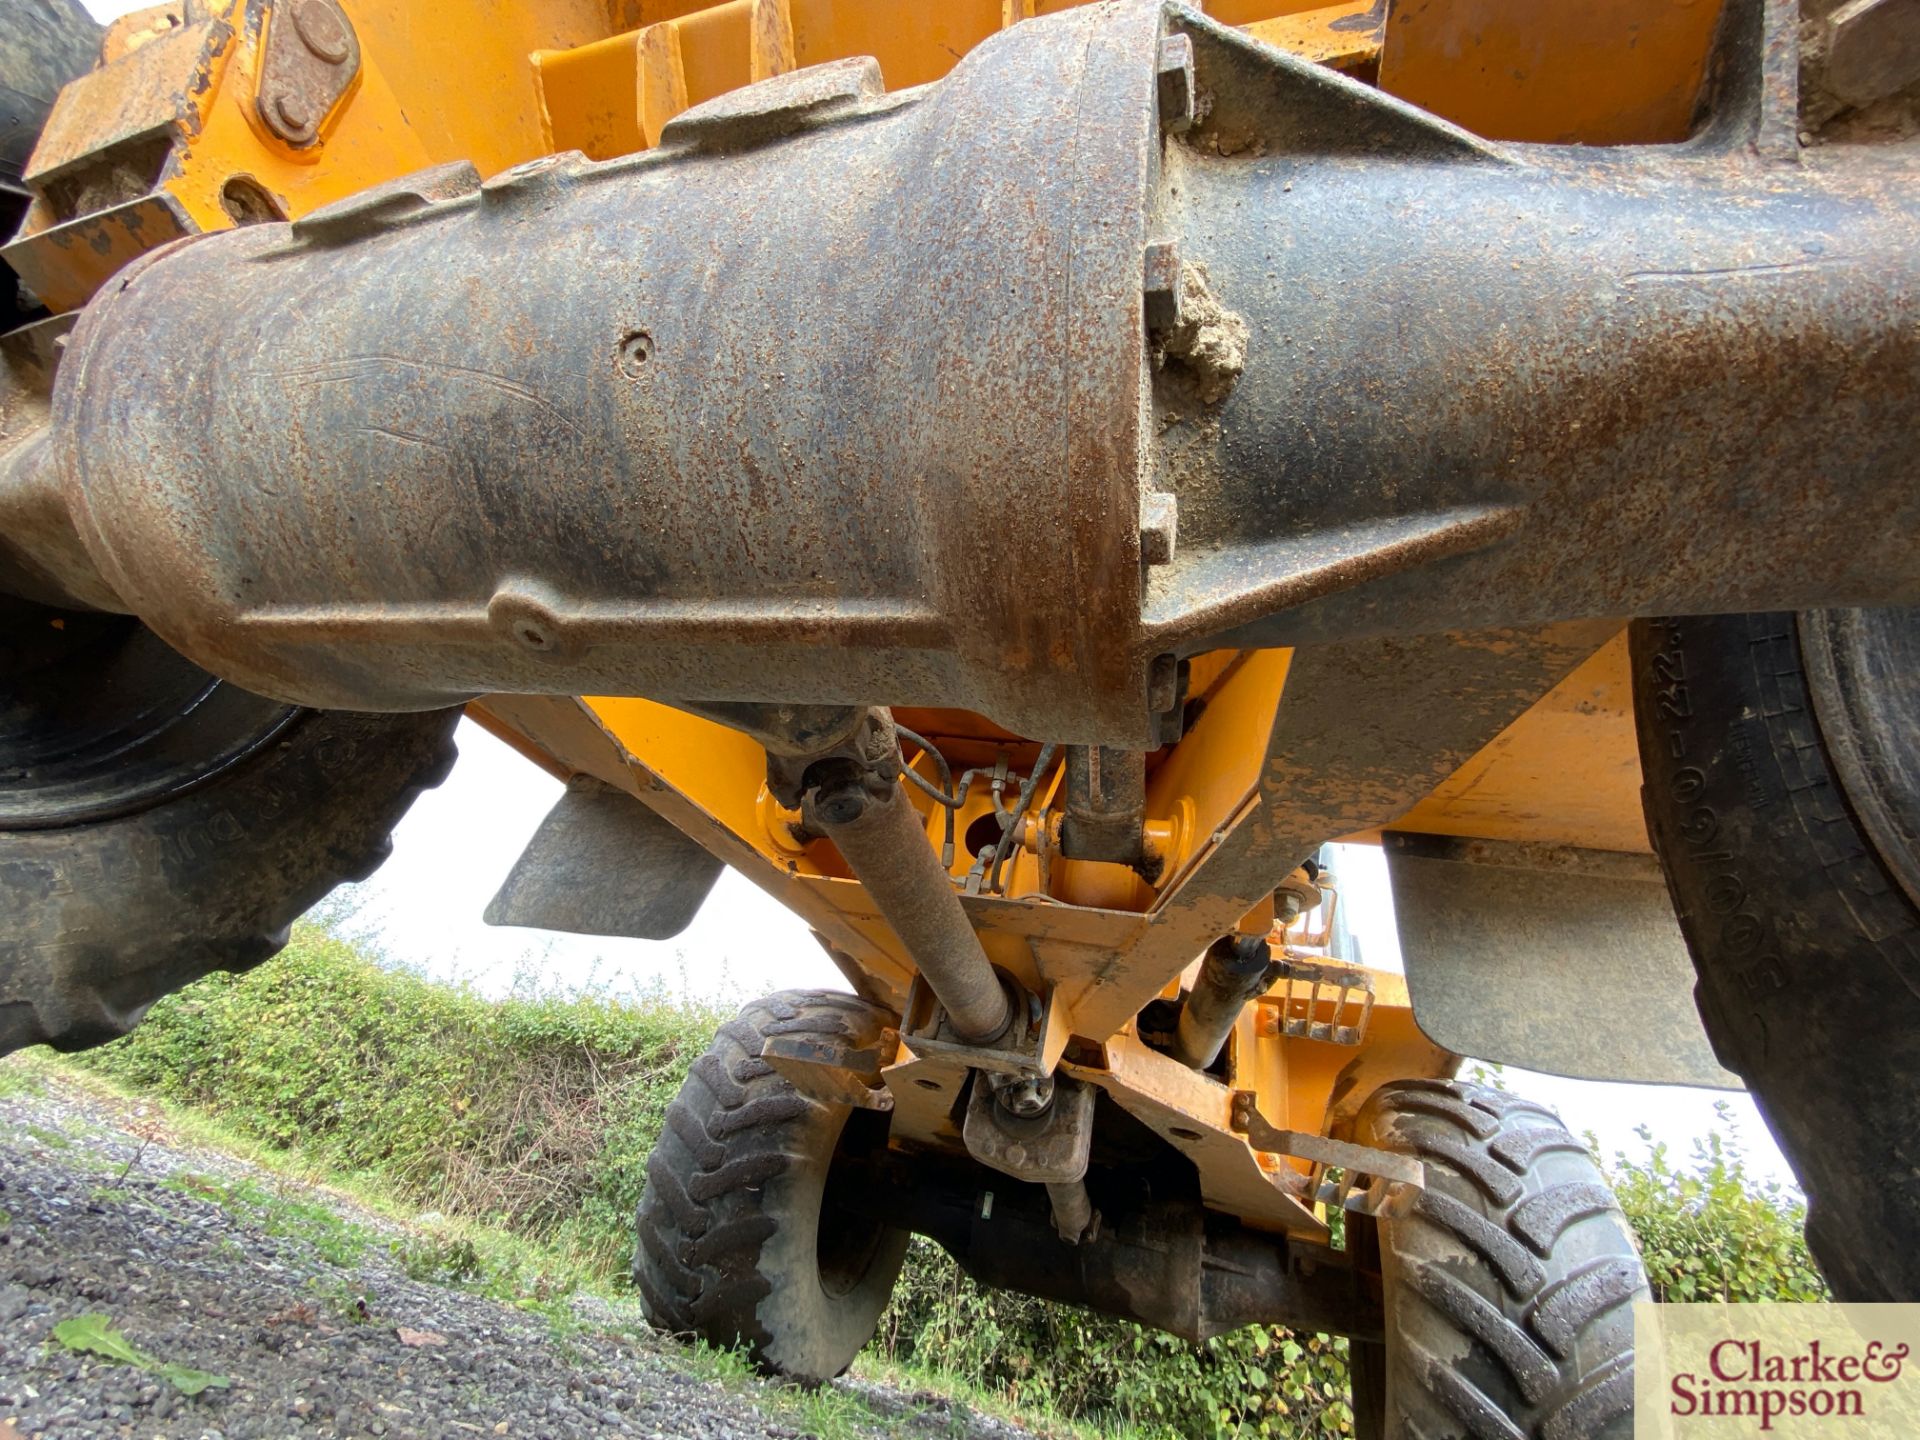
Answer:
682 1338 762 1386
853 1353 1118 1440
162 1173 374 1267
678 1340 958 1440
22 926 1829 1440
20 1122 70 1149
792 1380 892 1440
68 926 723 1280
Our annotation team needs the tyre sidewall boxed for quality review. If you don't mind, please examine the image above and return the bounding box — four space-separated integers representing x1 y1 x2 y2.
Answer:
1630 615 1920 1299
1 707 456 1050
757 1097 910 1379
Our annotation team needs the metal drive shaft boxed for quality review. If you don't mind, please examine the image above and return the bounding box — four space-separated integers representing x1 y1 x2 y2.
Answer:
806 775 1011 1044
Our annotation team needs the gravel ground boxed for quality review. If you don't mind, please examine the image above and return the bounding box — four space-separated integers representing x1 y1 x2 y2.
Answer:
0 1069 1034 1440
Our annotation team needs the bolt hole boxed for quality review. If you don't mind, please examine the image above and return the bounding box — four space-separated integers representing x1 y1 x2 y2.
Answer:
618 330 654 378
962 811 1003 859
913 1079 942 1092
1169 1126 1203 1142
221 175 286 226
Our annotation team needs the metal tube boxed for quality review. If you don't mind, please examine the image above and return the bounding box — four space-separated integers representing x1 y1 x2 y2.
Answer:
807 775 1011 1044
0 328 118 614
1172 935 1275 1071
1060 745 1146 865
1169 44 1920 652
1046 1180 1095 1245
844 1150 1378 1342
0 431 114 611
18 3 1166 738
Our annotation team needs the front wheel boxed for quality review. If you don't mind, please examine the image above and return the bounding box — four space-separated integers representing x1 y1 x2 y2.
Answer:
634 989 909 1382
1350 1079 1648 1440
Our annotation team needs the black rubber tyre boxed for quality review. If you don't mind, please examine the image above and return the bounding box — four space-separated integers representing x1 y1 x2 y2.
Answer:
634 990 910 1383
0 0 96 191
1630 612 1920 1301
1351 1080 1648 1440
0 606 458 1054
0 0 100 328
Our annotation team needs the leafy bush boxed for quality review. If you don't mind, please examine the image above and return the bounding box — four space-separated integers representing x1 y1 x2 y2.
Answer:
75 927 720 1275
72 930 1827 1437
878 1245 1352 1438
1603 1107 1828 1304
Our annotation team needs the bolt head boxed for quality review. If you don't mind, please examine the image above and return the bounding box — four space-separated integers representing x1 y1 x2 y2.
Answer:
1157 33 1195 135
1143 240 1183 332
293 0 354 64
275 92 312 133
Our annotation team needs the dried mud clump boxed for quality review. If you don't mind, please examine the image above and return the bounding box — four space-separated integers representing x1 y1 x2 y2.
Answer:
1156 260 1248 408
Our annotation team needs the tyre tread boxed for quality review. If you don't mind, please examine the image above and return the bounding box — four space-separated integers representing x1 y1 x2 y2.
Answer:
633 989 905 1381
1630 613 1920 1300
1360 1081 1648 1440
1 706 458 1055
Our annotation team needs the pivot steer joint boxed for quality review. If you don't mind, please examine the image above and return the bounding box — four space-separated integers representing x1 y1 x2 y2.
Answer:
964 1071 1101 1244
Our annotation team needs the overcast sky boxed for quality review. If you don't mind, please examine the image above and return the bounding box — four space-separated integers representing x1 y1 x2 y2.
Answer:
74 0 1797 1192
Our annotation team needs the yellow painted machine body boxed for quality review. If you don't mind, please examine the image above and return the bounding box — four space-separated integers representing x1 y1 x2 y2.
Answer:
7 0 1724 1244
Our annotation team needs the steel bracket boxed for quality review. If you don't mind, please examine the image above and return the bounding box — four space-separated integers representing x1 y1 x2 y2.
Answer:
1230 1092 1423 1218
963 1072 1096 1184
761 1024 900 1112
290 160 482 247
256 0 361 148
659 55 886 153
1256 956 1373 1046
901 974 1063 1078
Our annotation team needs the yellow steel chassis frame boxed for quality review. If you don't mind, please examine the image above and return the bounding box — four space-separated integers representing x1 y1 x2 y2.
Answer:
15 0 1715 1242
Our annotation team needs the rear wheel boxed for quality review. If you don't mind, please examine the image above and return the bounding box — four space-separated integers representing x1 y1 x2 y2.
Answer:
1351 1079 1646 1440
1631 610 1920 1300
634 989 909 1382
0 598 458 1053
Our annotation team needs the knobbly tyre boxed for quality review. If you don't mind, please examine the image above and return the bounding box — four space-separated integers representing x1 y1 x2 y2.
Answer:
2 0 1916 1435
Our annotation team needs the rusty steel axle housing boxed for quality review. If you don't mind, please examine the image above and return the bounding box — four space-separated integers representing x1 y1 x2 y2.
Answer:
4 0 1918 744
